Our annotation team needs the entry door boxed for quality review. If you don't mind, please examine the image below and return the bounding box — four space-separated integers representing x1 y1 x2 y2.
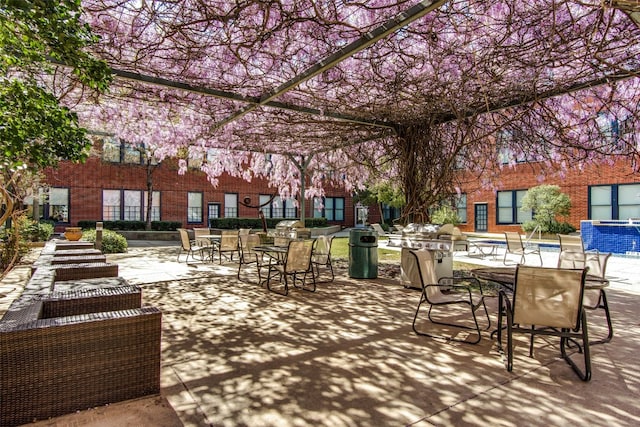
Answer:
474 203 488 232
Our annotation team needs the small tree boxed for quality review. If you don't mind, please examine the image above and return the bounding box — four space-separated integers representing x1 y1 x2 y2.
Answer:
520 185 575 234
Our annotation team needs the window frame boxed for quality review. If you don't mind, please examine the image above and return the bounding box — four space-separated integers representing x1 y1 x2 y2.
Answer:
496 189 531 225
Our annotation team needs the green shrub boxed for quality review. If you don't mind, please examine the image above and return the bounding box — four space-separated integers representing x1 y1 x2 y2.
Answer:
82 229 128 253
522 220 576 235
431 205 461 226
209 217 328 229
78 220 181 231
19 218 54 242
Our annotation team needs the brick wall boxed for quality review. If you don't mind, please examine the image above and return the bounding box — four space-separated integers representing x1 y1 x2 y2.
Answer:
44 157 357 228
457 158 640 233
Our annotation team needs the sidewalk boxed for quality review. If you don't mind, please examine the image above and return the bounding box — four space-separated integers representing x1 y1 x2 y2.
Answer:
3 239 640 426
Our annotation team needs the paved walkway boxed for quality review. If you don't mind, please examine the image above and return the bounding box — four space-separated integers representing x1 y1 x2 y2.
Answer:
3 238 640 426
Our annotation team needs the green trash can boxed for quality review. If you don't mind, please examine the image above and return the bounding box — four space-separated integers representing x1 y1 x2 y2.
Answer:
349 228 378 279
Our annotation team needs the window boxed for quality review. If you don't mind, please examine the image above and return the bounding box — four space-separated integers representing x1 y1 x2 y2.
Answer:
188 151 204 169
123 142 141 164
188 192 203 223
124 190 142 220
224 193 238 218
102 137 121 162
497 190 532 224
103 189 121 220
316 197 344 221
258 195 296 218
208 203 220 222
143 191 161 221
260 195 272 218
44 187 69 222
381 204 401 223
456 194 467 223
590 184 640 220
496 130 534 164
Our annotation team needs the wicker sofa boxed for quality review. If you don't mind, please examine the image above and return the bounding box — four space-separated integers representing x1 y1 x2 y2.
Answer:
0 240 162 427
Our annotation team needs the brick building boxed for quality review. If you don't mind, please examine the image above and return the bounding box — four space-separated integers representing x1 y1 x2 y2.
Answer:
41 138 373 231
456 158 640 234
40 135 640 234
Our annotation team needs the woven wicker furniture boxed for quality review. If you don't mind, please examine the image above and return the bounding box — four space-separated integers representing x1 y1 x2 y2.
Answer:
0 241 163 426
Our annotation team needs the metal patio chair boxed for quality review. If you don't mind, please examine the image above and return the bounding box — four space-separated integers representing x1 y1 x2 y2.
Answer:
497 265 591 381
410 250 490 344
557 235 613 345
311 235 334 283
237 233 272 283
177 228 208 263
266 239 315 296
215 229 240 264
503 231 542 266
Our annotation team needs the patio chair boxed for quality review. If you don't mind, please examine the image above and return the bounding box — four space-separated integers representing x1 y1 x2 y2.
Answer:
237 233 271 283
503 231 542 266
215 230 240 264
410 250 490 344
370 223 389 237
311 235 334 282
266 239 315 296
497 265 591 381
177 228 208 263
557 235 613 345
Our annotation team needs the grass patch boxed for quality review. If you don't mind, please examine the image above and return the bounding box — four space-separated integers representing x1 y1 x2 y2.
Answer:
330 236 400 262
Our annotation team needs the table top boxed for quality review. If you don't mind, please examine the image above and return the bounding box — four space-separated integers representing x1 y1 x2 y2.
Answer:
254 245 288 253
471 266 609 290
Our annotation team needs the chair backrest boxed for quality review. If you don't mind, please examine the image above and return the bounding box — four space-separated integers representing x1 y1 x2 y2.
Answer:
504 232 524 251
370 223 387 236
585 252 611 279
240 233 260 256
219 230 239 251
312 235 333 263
239 228 251 236
410 250 441 300
513 265 587 330
177 228 191 250
285 239 314 273
193 228 211 245
558 234 584 254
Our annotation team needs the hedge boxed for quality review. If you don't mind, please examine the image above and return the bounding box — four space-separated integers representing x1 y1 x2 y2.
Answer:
208 217 328 229
77 220 182 231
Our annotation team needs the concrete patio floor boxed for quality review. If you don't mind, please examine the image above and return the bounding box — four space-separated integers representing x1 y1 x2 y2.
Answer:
5 239 640 426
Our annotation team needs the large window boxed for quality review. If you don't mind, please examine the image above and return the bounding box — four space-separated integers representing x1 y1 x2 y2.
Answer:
102 137 121 162
590 184 640 220
103 189 160 221
143 191 161 221
258 195 296 218
188 192 203 223
456 194 467 223
224 193 238 218
497 190 532 224
124 190 142 220
314 197 344 221
42 187 69 222
103 189 121 220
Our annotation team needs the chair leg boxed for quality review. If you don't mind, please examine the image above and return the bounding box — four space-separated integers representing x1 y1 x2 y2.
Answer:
414 298 485 344
266 267 288 296
589 290 614 345
560 312 592 381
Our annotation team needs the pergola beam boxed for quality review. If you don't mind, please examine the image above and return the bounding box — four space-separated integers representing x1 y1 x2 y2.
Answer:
437 71 638 124
110 68 397 130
